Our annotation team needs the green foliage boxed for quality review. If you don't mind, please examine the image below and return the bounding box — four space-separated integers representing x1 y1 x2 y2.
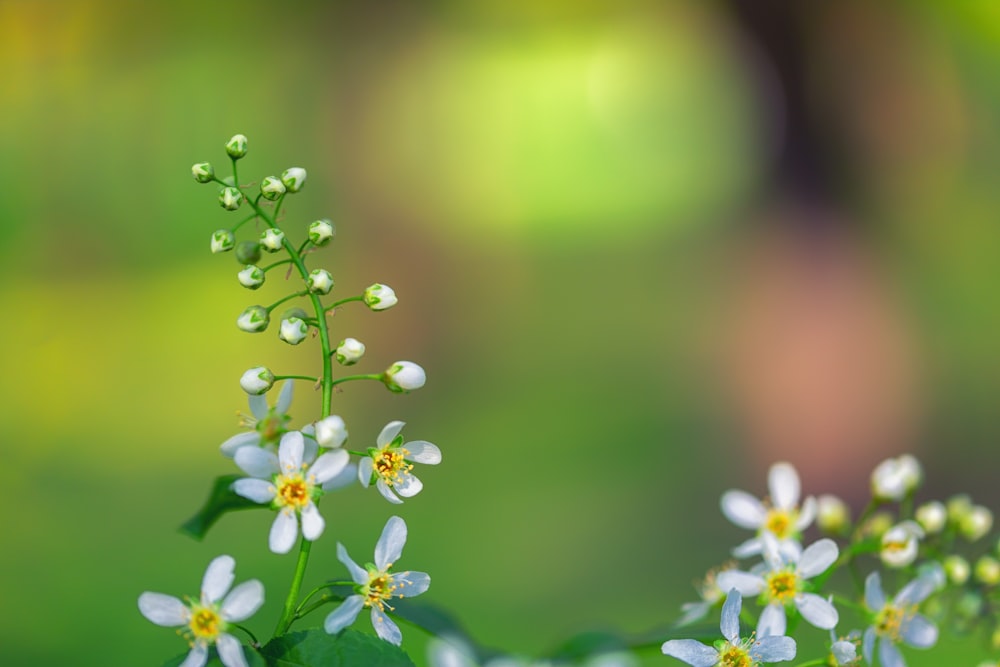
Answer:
180 474 266 540
161 649 267 667
261 629 415 667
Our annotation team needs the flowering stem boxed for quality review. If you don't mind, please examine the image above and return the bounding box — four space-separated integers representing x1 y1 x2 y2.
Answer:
326 295 364 312
331 373 382 388
273 374 319 383
275 538 313 635
264 259 296 272
266 290 308 313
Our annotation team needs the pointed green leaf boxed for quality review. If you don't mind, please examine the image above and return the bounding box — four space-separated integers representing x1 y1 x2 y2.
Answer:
261 628 415 667
180 474 266 540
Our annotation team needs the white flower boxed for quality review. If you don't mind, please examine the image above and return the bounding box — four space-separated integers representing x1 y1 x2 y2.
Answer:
829 628 860 665
817 494 850 534
880 521 924 569
219 186 243 211
231 431 350 553
279 316 309 345
138 555 264 667
720 462 817 557
314 415 348 449
717 534 839 636
192 162 215 183
307 269 334 295
236 305 269 333
862 572 938 667
226 134 248 159
211 230 235 254
324 516 430 645
260 175 286 201
662 589 796 666
915 501 947 534
359 421 441 504
261 228 285 253
676 565 730 626
308 219 335 245
364 283 397 311
871 455 922 502
237 265 265 290
383 361 426 393
281 167 307 193
221 380 293 457
335 337 366 366
239 366 275 396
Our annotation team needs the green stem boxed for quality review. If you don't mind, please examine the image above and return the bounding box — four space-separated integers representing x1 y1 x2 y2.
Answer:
231 157 239 188
264 258 296 272
275 539 313 635
274 374 319 383
230 622 260 647
266 290 307 313
326 295 365 313
331 373 382 388
791 660 828 667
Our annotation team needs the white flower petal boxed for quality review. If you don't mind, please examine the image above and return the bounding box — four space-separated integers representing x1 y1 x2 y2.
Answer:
310 450 350 485
377 420 406 447
719 589 742 643
676 601 711 627
234 447 279 479
796 496 817 530
300 502 325 541
798 539 839 578
220 432 261 458
269 510 298 554
878 638 905 667
278 431 304 472
248 394 268 420
322 462 358 491
301 433 318 464
371 606 403 645
862 627 876 665
216 633 247 667
138 592 188 626
831 640 857 665
395 473 424 498
337 543 369 585
864 572 885 610
660 639 718 667
324 595 365 634
751 636 796 663
221 580 265 623
376 516 407 569
795 593 838 629
715 571 764 597
720 491 767 529
201 555 235 604
901 613 938 649
394 570 430 597
757 604 786 637
358 457 373 487
232 478 276 504
275 380 294 414
404 441 441 464
895 573 937 606
731 537 764 558
769 462 801 509
376 479 403 504
179 645 209 667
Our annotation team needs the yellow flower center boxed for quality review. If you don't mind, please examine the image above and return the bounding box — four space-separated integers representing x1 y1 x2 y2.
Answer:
373 447 412 487
719 644 754 667
363 569 399 612
764 508 796 540
765 569 800 604
187 604 222 642
874 604 912 641
275 472 312 510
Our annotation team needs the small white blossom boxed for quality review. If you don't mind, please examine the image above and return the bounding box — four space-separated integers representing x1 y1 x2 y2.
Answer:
260 175 286 201
260 228 285 253
307 269 334 295
676 565 731 626
237 265 265 290
720 462 817 558
829 628 860 666
279 316 309 345
881 521 924 569
281 167 307 193
335 338 366 366
862 572 938 667
232 431 350 554
239 366 274 396
961 505 993 541
211 230 235 254
324 516 430 645
138 555 264 667
226 134 248 159
364 283 397 311
314 415 348 449
662 589 796 666
221 380 294 457
871 455 922 502
236 305 269 333
308 219 335 246
219 186 243 211
359 421 441 504
383 361 425 393
915 501 947 534
192 162 214 183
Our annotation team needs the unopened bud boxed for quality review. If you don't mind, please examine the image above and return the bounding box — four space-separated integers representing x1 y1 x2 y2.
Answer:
308 219 335 246
975 556 1000 586
816 495 850 534
226 133 248 159
944 555 971 585
314 415 348 448
279 316 309 345
364 283 397 311
916 501 947 534
238 265 265 290
863 511 894 539
871 455 922 502
240 366 274 395
961 506 994 542
261 228 285 253
219 186 243 211
235 240 262 265
383 361 425 393
335 338 365 366
260 176 286 201
237 305 270 333
307 269 334 295
948 495 974 524
192 162 214 183
210 230 235 254
281 167 307 193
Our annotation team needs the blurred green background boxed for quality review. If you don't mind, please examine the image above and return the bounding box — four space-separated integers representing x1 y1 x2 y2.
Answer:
3 0 1000 665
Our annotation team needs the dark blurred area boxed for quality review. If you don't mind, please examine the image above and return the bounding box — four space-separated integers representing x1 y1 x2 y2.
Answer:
2 1 999 665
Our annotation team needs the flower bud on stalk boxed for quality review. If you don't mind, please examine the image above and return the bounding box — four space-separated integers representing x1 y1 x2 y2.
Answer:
281 167 307 193
364 283 397 311
226 133 248 159
308 219 335 246
975 556 1000 586
237 305 270 333
238 265 265 289
261 228 285 253
240 366 274 395
871 455 922 501
880 521 924 568
335 338 365 366
191 162 214 183
961 506 993 541
279 308 309 345
314 415 348 448
916 501 947 534
307 269 334 295
816 495 850 534
944 555 971 585
235 240 262 265
210 230 235 254
260 176 286 201
383 361 425 393
219 186 243 211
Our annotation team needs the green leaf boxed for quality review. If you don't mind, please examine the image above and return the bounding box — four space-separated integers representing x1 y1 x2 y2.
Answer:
261 628 415 667
390 599 481 650
179 474 265 540
547 630 627 661
160 646 267 667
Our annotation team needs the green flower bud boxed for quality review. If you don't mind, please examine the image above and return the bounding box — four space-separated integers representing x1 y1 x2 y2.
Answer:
191 162 214 183
335 337 365 366
281 167 307 193
238 265 265 289
364 283 397 311
961 505 993 542
235 240 262 265
816 494 850 534
955 590 984 620
308 219 336 246
219 186 243 211
948 494 973 524
916 501 947 534
306 269 334 295
382 361 425 393
260 175 286 201
279 316 309 345
261 228 285 253
210 230 235 254
226 133 248 159
944 555 971 585
237 305 269 333
240 366 274 395
975 556 1000 586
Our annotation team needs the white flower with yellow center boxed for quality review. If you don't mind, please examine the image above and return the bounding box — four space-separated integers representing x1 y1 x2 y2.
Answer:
220 381 294 457
232 430 349 554
662 589 796 666
324 516 430 645
720 462 816 558
359 420 441 504
717 535 839 636
138 555 264 667
862 572 938 667
880 521 924 569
